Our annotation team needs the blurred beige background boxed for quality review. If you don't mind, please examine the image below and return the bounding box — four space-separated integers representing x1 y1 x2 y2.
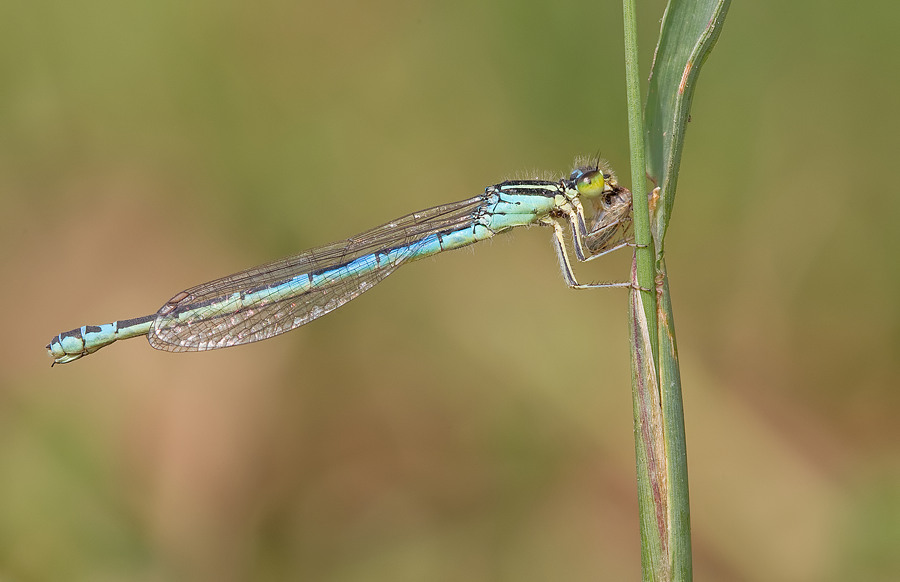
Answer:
2 0 898 580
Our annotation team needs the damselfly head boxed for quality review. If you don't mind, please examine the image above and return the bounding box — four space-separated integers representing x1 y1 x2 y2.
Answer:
570 158 618 199
571 167 609 200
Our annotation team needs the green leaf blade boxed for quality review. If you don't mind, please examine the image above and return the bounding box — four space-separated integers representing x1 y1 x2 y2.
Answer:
646 0 731 246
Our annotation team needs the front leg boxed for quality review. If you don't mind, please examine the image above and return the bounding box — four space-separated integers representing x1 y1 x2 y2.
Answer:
543 217 633 290
567 200 633 263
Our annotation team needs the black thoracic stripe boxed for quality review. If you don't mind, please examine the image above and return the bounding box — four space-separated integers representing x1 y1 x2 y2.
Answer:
497 180 558 187
495 179 560 192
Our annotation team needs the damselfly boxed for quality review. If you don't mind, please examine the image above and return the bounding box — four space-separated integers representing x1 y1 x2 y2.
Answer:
47 160 634 365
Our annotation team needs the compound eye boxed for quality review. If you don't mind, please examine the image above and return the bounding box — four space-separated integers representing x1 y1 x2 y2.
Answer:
574 169 606 198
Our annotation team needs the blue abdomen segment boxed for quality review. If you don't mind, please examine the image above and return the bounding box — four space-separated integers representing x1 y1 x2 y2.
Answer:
47 315 154 364
159 220 500 338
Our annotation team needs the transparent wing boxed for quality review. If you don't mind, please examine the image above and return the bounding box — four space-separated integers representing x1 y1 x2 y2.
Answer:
149 194 489 351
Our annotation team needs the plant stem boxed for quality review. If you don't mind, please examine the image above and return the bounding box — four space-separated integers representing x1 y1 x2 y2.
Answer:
622 0 658 364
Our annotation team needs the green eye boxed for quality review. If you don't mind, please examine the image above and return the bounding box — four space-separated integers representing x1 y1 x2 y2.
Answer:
574 169 606 198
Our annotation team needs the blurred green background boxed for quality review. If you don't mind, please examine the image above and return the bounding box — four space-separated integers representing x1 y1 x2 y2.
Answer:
2 0 898 580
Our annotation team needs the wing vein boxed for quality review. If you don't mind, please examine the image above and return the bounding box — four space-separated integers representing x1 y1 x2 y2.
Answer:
148 194 489 351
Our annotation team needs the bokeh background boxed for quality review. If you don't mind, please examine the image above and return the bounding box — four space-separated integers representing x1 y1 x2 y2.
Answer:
2 0 898 580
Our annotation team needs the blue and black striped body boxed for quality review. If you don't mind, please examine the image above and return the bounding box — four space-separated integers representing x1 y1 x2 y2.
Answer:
48 164 631 364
